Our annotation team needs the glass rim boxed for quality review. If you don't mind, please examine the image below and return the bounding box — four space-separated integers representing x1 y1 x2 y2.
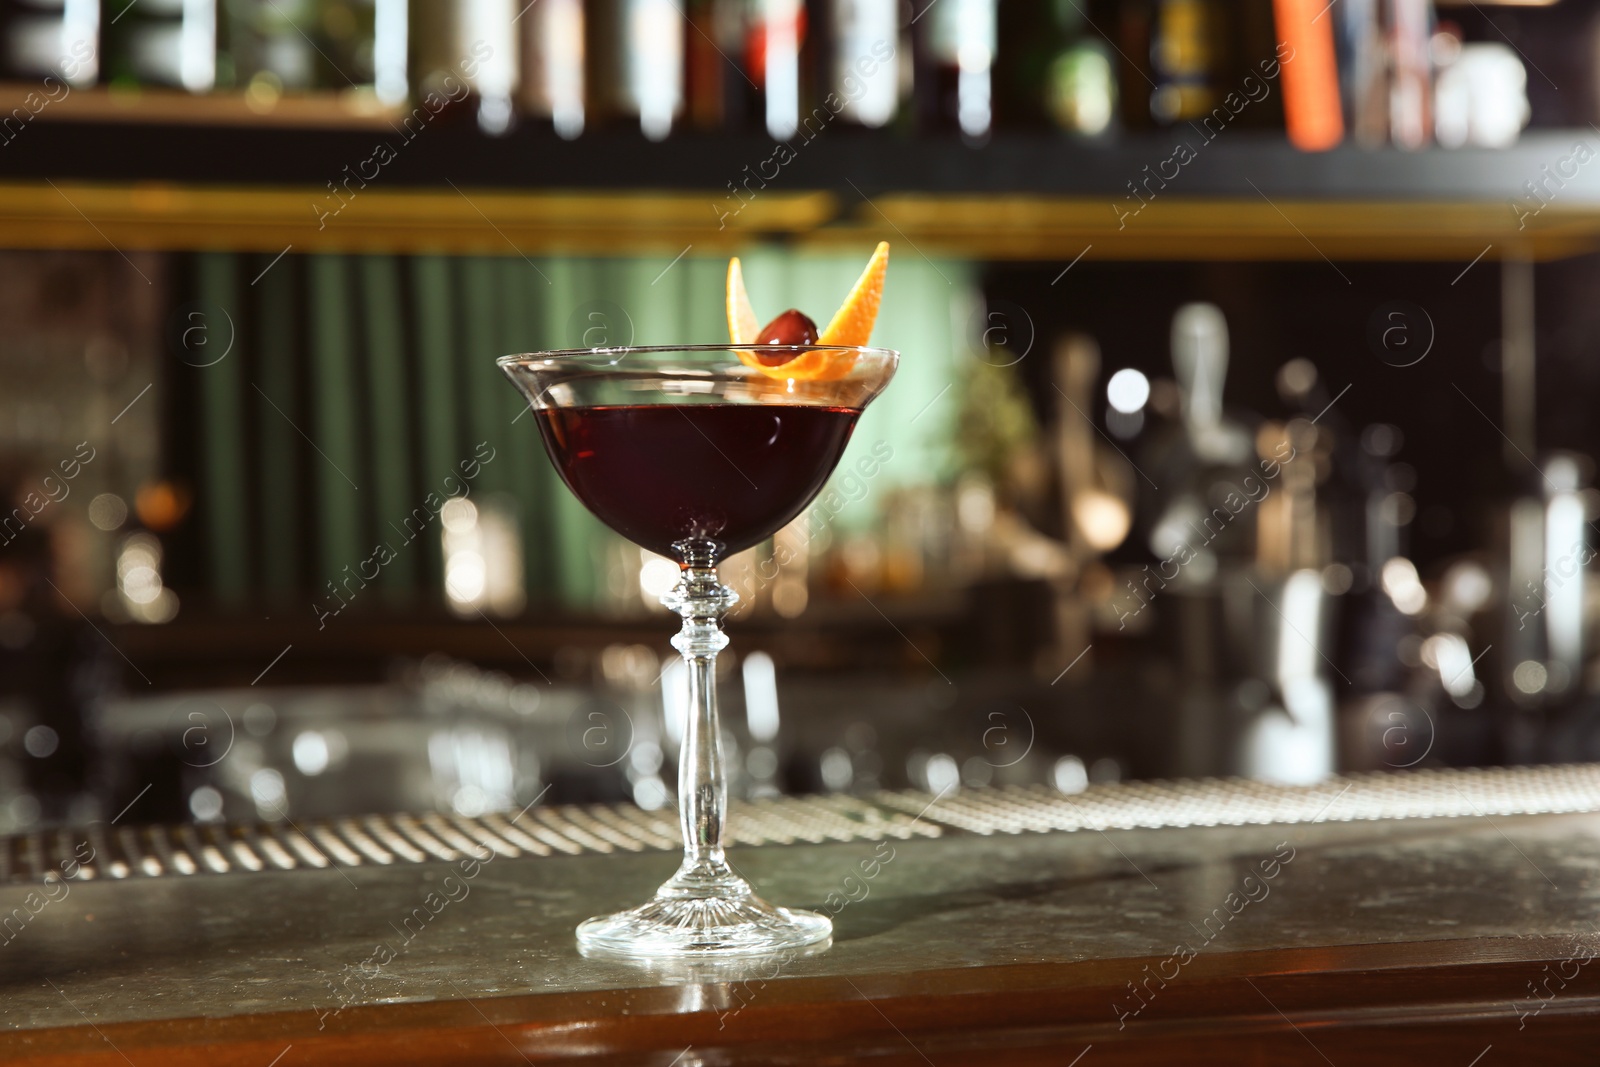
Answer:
497 343 900 367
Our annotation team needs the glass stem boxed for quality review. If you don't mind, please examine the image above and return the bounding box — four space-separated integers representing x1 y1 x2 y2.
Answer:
662 546 741 893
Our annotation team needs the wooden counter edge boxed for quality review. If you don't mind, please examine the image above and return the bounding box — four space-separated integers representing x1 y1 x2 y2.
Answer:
4 933 1598 1064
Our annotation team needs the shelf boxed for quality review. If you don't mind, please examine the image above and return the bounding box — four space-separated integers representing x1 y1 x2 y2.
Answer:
6 182 1596 261
104 607 970 688
0 182 839 255
0 83 403 129
1 119 1597 259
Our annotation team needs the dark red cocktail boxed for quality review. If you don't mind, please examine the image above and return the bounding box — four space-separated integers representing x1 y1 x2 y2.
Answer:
535 403 859 561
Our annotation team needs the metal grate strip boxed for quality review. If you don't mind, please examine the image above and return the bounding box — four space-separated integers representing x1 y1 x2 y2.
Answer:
478 813 552 857
874 763 1600 835
602 804 679 849
362 816 426 863
6 764 1599 886
387 815 458 861
334 819 393 865
534 807 615 854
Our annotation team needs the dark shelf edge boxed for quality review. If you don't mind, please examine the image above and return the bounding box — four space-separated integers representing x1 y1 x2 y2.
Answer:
1 121 1596 202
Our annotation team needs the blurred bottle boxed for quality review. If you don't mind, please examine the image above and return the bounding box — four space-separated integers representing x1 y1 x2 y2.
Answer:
370 0 407 103
998 0 1116 136
1046 37 1116 136
749 0 807 139
519 0 585 137
1048 3 1116 136
583 0 624 127
218 0 315 99
690 0 747 133
1134 305 1260 777
686 0 810 137
1388 0 1433 148
879 487 931 595
1332 0 1386 145
1271 0 1344 150
1433 35 1529 149
0 515 116 827
103 0 217 92
413 0 519 133
0 0 97 84
913 0 995 141
684 0 734 129
995 0 1053 129
1147 0 1225 125
1050 335 1130 669
1503 455 1589 713
588 0 685 139
312 0 375 91
828 0 899 130
221 0 401 98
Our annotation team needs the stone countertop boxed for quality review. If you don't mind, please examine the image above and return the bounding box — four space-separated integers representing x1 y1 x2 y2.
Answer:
3 805 1600 1063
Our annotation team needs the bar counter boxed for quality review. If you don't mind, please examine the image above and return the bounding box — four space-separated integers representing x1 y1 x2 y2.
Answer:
5 767 1600 1064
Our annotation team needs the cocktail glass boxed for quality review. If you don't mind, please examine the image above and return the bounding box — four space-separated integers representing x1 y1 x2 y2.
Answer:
500 344 898 958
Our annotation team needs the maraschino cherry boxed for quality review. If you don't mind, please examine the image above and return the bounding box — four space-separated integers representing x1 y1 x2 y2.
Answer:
752 309 818 365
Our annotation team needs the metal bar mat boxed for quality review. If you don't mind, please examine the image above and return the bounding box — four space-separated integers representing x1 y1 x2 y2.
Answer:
4 763 1599 885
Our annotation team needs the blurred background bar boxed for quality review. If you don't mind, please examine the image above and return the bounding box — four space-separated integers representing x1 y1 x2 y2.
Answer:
1 0 1599 835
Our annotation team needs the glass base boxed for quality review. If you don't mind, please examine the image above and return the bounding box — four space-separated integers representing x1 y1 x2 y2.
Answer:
576 861 832 959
